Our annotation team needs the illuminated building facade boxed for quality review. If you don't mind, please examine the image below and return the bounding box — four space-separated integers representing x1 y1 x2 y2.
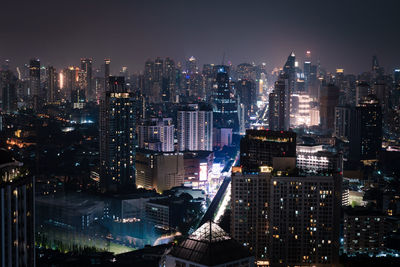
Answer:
212 65 238 130
296 145 343 175
138 118 174 152
177 104 213 151
29 59 41 111
231 167 341 265
135 149 184 193
0 149 35 267
100 76 136 192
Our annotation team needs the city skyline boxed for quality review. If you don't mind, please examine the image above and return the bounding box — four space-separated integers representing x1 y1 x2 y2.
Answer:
1 0 400 74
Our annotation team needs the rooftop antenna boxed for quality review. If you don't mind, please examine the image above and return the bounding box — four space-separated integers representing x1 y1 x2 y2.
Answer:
222 52 225 66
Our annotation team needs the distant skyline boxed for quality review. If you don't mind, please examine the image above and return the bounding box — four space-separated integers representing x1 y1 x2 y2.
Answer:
1 0 400 74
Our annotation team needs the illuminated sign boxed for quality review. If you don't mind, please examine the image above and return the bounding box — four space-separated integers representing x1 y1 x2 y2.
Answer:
199 163 207 181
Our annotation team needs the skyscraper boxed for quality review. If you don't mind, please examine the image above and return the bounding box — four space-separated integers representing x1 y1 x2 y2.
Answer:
283 52 296 92
46 66 57 103
100 76 136 192
320 82 340 132
0 149 35 267
104 58 111 92
236 79 257 122
268 74 290 131
80 58 93 101
0 70 18 113
212 65 238 130
177 104 213 151
231 159 342 265
29 59 41 111
350 95 382 164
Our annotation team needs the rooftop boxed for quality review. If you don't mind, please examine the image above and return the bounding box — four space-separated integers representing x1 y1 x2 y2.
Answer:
169 221 252 266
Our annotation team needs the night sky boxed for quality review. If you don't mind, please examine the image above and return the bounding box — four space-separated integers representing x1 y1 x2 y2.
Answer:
1 0 399 74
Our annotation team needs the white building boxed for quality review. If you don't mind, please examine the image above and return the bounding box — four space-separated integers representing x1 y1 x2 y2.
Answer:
138 117 174 152
177 104 213 151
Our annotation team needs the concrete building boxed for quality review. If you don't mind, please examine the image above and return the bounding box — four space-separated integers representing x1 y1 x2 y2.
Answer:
138 117 174 152
135 149 184 193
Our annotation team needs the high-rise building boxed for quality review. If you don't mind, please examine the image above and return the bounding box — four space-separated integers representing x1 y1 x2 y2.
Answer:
100 76 136 192
177 104 213 151
355 81 371 106
46 66 57 103
0 70 18 113
135 149 184 192
283 52 296 92
29 59 41 111
236 79 257 122
349 95 382 164
268 74 290 131
320 82 340 132
164 221 254 267
80 58 93 101
212 65 238 130
138 118 174 152
231 163 341 265
104 58 111 92
0 149 35 267
334 105 352 140
240 129 296 172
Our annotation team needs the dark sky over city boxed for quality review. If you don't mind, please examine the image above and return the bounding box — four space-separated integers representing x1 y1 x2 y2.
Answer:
1 0 399 74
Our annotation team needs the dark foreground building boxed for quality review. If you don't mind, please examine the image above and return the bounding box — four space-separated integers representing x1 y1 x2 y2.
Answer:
0 149 35 267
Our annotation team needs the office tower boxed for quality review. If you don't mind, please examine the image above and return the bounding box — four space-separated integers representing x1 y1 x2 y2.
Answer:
138 118 174 152
240 129 296 172
29 59 41 111
350 95 382 164
320 82 340 132
64 66 78 102
164 221 254 267
212 65 238 130
236 79 257 121
186 56 197 74
236 63 256 81
0 70 18 113
143 59 154 97
296 145 343 174
283 52 296 92
177 104 213 151
268 74 290 131
291 93 312 127
202 64 214 101
99 76 136 192
355 81 371 105
0 149 35 267
104 58 110 92
71 70 87 109
164 57 175 102
46 66 57 103
231 164 341 265
80 58 93 101
334 105 352 140
135 149 184 192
